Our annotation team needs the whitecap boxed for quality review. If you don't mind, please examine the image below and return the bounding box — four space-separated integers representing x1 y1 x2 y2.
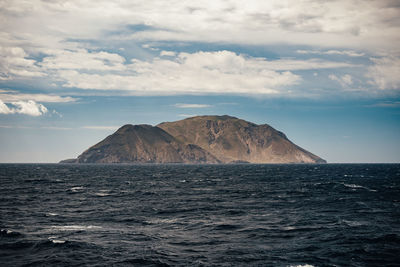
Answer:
70 186 85 192
1 229 14 235
48 237 66 244
47 212 58 216
343 183 377 192
344 183 363 189
1 229 22 236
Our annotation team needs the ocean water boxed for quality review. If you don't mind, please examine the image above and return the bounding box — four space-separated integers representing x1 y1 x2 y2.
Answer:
0 164 399 267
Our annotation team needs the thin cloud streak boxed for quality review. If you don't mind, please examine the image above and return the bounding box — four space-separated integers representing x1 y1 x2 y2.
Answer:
82 126 120 130
173 103 212 108
0 92 76 103
297 50 365 57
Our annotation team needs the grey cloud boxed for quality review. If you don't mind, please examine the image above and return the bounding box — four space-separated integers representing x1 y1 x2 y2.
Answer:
1 0 399 50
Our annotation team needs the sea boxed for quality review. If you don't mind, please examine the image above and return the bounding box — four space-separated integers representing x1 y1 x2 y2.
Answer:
0 164 399 267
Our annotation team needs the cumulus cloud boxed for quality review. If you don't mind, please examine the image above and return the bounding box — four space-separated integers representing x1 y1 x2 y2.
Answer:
173 103 212 108
0 99 13 114
0 43 360 96
0 100 48 116
0 47 45 80
55 50 302 95
48 50 362 95
366 57 400 90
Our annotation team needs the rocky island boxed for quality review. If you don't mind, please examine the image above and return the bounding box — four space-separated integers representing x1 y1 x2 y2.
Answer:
61 115 326 164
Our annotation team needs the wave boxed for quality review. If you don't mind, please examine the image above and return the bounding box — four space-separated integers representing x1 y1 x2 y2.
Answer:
341 220 368 227
0 229 23 237
118 258 170 266
49 239 66 244
94 192 111 197
342 183 377 192
213 224 241 231
69 186 85 193
94 190 112 197
50 225 102 231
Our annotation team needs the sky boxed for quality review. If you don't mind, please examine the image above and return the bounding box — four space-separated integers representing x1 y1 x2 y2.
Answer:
0 0 399 163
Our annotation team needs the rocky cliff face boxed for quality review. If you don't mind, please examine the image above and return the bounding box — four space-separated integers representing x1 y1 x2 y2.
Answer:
61 115 326 164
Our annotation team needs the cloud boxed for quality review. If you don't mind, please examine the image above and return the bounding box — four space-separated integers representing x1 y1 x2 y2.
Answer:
173 103 212 108
1 43 359 97
122 0 400 50
49 50 361 95
329 74 353 87
257 58 356 71
10 100 48 116
0 0 398 99
0 99 13 114
0 47 45 80
0 91 76 103
369 101 400 107
160 51 176 57
297 50 365 57
52 110 63 118
366 57 400 90
178 114 198 118
40 49 126 71
0 99 48 116
1 0 399 61
82 126 119 130
55 50 302 95
142 44 159 51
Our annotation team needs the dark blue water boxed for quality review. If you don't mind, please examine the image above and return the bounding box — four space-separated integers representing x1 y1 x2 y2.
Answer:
0 164 399 266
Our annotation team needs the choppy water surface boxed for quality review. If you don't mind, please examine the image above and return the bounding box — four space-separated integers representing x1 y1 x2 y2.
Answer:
0 164 399 266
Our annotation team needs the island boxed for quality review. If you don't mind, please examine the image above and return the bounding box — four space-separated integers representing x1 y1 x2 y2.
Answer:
60 115 326 164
